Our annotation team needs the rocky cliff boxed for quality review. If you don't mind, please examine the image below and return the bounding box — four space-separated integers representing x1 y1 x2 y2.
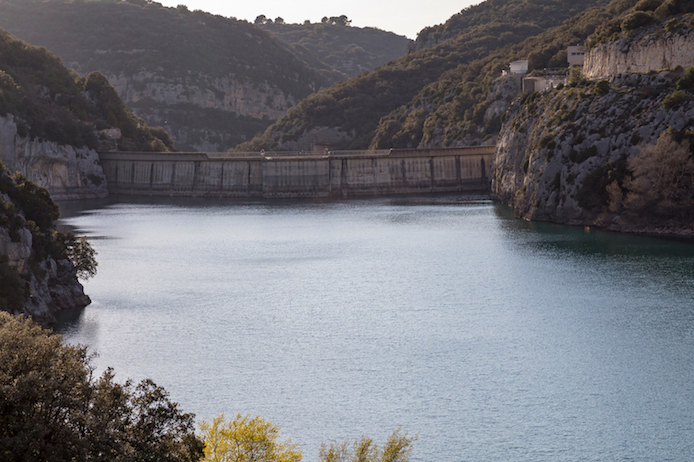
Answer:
492 70 694 235
0 167 91 323
0 116 107 200
585 22 694 79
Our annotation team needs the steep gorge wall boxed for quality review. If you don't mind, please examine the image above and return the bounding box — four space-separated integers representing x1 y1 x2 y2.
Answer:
492 71 694 234
0 116 108 200
109 72 301 121
584 25 694 79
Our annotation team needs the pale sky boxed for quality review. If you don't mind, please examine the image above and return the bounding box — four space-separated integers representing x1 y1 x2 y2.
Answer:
155 0 481 39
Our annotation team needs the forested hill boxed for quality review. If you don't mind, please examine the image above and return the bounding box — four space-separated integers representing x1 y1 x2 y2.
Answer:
258 19 412 79
0 0 331 151
415 0 608 49
0 28 171 152
234 0 612 152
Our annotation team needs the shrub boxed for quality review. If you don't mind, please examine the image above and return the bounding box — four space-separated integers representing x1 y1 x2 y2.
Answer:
662 90 692 108
576 157 628 210
594 79 610 95
676 66 694 90
665 18 680 30
621 11 656 31
568 67 587 87
634 0 664 11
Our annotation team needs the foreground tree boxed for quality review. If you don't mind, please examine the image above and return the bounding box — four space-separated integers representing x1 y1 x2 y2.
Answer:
319 430 415 462
199 414 301 462
0 312 204 461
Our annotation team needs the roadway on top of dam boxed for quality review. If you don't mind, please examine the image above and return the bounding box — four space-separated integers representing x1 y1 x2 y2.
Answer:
98 145 496 161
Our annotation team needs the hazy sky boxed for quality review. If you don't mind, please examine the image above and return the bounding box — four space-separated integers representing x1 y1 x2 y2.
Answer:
155 0 481 39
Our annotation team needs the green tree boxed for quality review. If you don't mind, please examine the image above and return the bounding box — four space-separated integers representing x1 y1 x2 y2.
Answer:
0 312 204 462
319 430 415 462
199 414 301 462
58 231 98 280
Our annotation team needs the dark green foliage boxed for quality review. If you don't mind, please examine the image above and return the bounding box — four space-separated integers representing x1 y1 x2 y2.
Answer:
634 0 664 11
260 21 411 79
568 67 588 87
662 89 692 108
7 172 58 233
0 26 172 151
0 165 98 299
0 256 28 312
577 157 628 209
0 0 327 104
676 66 694 89
621 11 657 31
57 232 98 280
0 312 205 462
594 79 611 95
416 0 609 46
239 0 614 151
664 17 680 30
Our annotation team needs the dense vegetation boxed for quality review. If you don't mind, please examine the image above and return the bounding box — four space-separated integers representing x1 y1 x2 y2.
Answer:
235 0 612 151
0 0 327 98
0 311 417 462
0 0 339 150
259 20 411 79
0 311 204 461
370 0 645 149
0 162 97 313
415 0 612 47
0 27 173 151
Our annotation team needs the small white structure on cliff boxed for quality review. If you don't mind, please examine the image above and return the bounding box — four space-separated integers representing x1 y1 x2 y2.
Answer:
509 60 529 74
522 75 566 93
567 46 586 66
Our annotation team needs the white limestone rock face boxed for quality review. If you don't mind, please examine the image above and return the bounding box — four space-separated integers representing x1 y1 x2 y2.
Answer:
492 71 694 232
584 25 694 80
0 116 107 200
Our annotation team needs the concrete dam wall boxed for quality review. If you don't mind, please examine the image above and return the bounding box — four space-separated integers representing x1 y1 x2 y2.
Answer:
99 147 495 198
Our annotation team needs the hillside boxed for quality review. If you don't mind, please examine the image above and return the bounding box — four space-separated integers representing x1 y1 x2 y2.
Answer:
0 0 331 152
415 0 609 49
0 26 174 198
234 0 611 152
493 10 694 235
259 19 412 79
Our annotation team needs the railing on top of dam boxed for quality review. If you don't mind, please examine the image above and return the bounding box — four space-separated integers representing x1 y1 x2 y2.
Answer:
98 145 496 198
99 145 496 162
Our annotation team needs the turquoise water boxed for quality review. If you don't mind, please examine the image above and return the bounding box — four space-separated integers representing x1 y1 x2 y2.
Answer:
57 196 694 462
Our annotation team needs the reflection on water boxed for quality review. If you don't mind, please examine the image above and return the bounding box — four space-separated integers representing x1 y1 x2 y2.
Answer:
56 195 694 462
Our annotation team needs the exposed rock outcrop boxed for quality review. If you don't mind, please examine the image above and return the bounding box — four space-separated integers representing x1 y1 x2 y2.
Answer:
492 71 694 235
585 24 694 79
1 175 90 324
109 72 301 121
0 116 107 200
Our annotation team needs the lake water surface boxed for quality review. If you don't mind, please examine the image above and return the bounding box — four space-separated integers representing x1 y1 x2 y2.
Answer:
57 195 694 462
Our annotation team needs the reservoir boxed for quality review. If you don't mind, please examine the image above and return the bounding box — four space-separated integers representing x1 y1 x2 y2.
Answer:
57 195 694 462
